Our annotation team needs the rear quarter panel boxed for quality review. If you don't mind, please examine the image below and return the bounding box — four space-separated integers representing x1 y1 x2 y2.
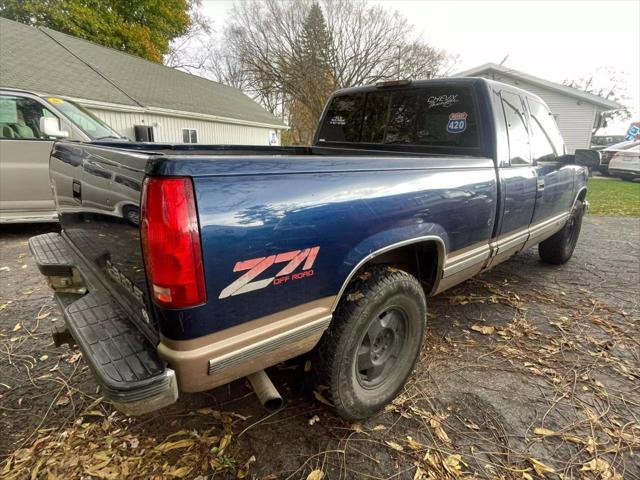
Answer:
155 156 498 340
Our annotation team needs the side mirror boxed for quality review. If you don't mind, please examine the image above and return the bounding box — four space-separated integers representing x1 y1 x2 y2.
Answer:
40 116 69 139
573 149 601 168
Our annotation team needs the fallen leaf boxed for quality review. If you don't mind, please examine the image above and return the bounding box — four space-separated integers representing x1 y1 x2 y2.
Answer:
13 323 21 331
56 396 70 407
443 454 464 474
165 466 193 478
308 415 320 426
534 427 556 437
155 439 194 453
528 458 555 476
39 355 48 361
385 440 404 451
237 455 256 479
580 458 610 473
413 465 425 480
406 436 423 450
471 324 495 335
312 390 333 406
429 417 451 444
464 420 480 430
306 469 324 480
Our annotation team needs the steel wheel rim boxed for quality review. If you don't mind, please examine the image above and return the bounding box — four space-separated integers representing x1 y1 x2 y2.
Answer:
355 306 408 389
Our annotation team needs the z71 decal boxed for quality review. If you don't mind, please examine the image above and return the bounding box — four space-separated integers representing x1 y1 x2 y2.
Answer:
218 247 320 299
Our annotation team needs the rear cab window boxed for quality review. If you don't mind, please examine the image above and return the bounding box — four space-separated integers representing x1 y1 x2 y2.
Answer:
317 85 480 150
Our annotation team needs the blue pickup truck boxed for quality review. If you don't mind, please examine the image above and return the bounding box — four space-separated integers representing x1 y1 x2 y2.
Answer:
30 78 588 419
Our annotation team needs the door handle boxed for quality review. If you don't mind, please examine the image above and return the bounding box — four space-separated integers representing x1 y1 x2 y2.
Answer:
537 179 545 191
72 179 82 201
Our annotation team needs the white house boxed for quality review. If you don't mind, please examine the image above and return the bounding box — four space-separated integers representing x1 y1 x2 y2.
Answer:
0 18 286 145
457 63 623 153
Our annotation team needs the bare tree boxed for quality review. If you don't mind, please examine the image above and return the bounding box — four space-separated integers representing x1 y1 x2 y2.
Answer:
169 0 449 143
164 0 215 72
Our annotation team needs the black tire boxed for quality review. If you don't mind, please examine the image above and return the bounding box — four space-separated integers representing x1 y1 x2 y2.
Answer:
316 267 426 420
123 206 140 226
539 200 585 265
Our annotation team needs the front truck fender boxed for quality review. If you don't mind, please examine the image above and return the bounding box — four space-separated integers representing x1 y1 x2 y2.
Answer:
330 223 448 312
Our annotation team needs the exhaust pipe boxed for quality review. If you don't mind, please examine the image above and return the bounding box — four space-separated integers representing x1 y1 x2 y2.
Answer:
247 370 283 411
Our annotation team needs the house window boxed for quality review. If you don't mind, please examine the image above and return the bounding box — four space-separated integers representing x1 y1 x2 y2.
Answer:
182 128 198 143
134 125 154 142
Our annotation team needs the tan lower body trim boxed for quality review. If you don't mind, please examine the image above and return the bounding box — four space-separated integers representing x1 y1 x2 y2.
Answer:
158 296 334 392
435 212 570 294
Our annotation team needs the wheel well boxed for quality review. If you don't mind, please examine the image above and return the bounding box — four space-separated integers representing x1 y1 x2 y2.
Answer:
577 188 587 202
350 241 442 295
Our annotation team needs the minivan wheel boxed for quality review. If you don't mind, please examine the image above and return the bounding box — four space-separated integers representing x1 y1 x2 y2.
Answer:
316 267 426 420
539 200 585 265
123 206 140 226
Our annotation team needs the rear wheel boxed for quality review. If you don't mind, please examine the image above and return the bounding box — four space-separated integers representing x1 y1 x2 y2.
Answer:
539 200 585 265
316 267 426 420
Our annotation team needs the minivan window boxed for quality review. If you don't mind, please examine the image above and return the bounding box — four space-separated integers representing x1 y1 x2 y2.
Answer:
317 86 479 148
0 95 55 139
501 91 531 165
44 97 119 140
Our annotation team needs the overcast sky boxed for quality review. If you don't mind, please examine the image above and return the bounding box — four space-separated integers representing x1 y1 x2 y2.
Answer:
201 0 639 134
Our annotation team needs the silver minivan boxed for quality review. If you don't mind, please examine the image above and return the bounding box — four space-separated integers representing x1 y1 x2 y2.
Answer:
0 88 124 223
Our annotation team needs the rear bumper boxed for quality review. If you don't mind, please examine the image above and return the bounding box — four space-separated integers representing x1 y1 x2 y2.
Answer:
29 233 178 415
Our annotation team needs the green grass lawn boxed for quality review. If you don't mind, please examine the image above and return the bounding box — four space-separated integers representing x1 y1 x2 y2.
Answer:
586 177 640 216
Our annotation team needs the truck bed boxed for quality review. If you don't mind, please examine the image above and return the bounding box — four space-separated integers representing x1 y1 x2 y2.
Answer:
50 141 496 341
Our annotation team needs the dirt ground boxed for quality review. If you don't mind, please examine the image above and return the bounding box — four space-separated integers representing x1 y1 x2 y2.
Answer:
1 217 638 479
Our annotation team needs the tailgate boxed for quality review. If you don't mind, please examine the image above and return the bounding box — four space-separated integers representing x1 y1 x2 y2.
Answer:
49 142 156 341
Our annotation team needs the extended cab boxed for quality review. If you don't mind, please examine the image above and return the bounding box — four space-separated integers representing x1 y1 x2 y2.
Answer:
30 78 588 419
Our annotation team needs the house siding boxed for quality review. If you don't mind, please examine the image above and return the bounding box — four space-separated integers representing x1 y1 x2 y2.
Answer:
476 73 600 153
88 107 279 145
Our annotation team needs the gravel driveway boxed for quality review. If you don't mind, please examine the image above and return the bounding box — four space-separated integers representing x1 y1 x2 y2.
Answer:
1 216 638 479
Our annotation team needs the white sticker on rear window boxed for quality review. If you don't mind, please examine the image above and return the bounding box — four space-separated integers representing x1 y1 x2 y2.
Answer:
427 94 459 109
329 115 346 125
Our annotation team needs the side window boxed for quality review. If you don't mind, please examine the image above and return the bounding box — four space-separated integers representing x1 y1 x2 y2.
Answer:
491 89 510 165
527 98 565 155
0 95 55 140
501 91 530 165
530 117 557 162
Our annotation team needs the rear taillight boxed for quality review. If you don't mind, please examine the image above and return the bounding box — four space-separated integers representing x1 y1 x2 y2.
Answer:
140 177 206 308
